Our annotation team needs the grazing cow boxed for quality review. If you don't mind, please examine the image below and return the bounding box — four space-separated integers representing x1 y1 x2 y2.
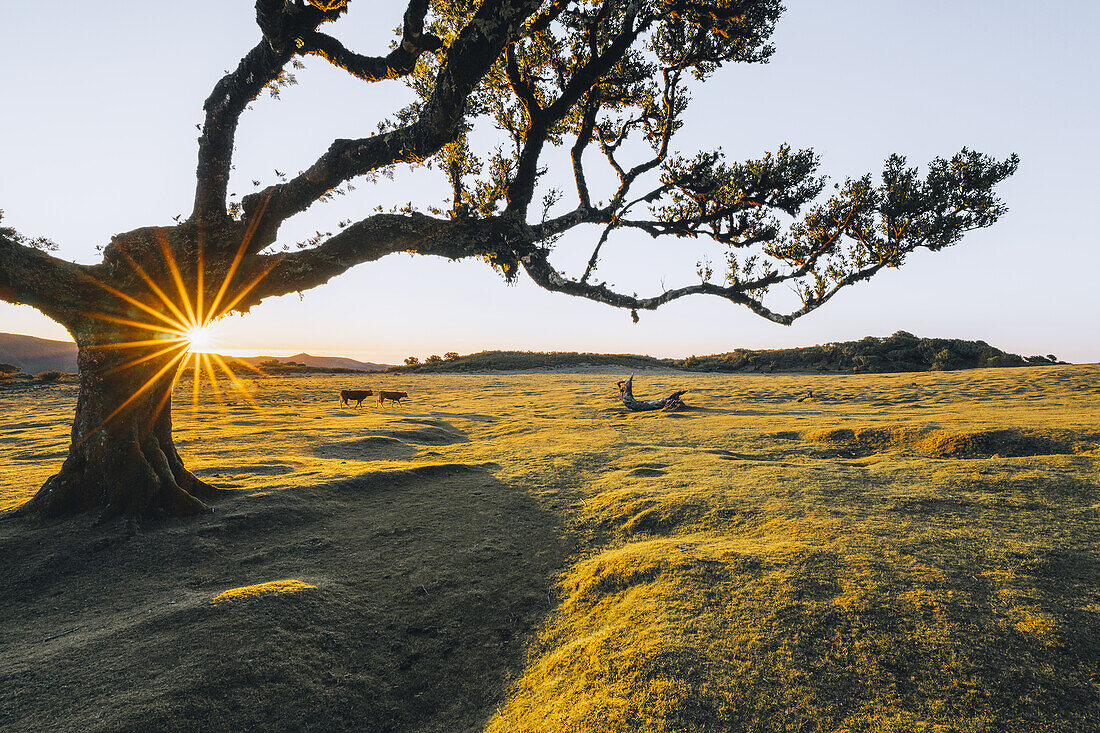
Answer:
340 389 373 408
378 390 408 406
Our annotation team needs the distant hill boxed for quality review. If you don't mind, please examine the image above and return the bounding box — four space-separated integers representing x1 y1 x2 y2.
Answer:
670 332 1060 373
0 333 78 373
1 331 1061 377
391 332 1062 374
393 351 665 373
238 353 391 372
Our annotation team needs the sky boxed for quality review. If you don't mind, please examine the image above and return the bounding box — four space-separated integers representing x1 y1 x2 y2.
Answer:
2 1 1098 365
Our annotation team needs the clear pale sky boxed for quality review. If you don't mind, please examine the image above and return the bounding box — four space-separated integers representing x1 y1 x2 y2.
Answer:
2 2 1098 364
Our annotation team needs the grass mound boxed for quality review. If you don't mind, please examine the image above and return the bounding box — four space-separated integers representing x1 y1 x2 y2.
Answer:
311 436 418 461
803 426 1097 458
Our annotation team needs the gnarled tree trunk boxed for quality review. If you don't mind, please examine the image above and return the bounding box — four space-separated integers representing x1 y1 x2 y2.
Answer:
6 224 247 521
20 329 218 520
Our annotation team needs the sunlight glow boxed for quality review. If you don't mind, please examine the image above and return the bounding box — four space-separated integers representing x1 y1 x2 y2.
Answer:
184 325 213 353
76 210 279 441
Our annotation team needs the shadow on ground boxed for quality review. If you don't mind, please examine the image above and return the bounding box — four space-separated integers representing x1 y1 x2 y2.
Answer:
0 463 568 732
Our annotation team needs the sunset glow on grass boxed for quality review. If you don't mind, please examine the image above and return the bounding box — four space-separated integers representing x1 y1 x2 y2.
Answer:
211 579 317 604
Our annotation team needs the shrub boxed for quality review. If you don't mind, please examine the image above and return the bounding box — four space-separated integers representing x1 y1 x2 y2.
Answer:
425 354 443 364
444 352 460 361
404 356 420 366
0 363 20 374
930 349 954 371
37 371 64 382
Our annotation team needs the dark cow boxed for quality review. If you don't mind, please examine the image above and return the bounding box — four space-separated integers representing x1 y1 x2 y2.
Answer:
378 390 408 406
340 389 373 408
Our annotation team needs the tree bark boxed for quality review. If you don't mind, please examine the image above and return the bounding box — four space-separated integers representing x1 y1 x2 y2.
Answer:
19 335 218 520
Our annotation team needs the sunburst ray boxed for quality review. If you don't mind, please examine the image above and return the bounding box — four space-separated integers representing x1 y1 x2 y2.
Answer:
206 192 270 321
113 243 193 329
95 338 186 351
190 352 203 413
103 340 190 377
97 346 193 430
81 311 187 337
214 253 286 318
84 275 188 333
81 202 286 444
158 230 198 327
209 353 260 409
200 352 224 403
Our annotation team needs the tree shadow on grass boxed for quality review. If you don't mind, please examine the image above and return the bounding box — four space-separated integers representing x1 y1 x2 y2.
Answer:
0 462 569 732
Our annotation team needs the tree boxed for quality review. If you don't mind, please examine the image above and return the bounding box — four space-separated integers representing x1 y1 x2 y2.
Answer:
0 0 1017 520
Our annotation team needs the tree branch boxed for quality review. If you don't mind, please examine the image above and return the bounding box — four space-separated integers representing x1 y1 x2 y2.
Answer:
519 248 793 322
298 0 443 82
505 6 647 214
240 0 545 248
0 230 89 322
192 2 338 227
234 211 534 307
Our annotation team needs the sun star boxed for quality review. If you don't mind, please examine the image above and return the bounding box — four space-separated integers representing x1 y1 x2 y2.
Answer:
183 325 213 353
79 226 276 424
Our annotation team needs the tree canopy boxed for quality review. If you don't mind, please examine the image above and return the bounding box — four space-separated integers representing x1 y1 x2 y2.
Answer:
3 0 1017 326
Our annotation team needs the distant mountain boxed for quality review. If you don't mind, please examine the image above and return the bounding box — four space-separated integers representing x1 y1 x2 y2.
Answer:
0 333 78 373
0 335 391 375
238 353 391 372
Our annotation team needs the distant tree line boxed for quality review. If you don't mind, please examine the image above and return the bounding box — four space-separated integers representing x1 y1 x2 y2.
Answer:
0 363 68 385
392 332 1061 374
251 359 365 375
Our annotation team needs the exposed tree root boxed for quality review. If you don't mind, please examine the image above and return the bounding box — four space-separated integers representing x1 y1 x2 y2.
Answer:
20 433 218 522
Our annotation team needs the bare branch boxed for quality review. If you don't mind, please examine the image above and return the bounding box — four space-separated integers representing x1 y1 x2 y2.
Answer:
505 6 648 214
236 211 535 306
192 2 340 227
519 248 793 322
0 229 89 321
192 40 289 227
298 0 443 82
240 0 545 247
570 99 599 209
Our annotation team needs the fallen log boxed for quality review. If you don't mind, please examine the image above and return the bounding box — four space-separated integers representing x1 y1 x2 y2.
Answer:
615 374 688 412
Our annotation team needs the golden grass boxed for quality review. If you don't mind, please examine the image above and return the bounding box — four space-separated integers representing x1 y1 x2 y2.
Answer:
1 364 1098 730
211 579 317 603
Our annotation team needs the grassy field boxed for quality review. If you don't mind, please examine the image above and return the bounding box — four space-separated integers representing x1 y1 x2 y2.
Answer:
1 366 1098 731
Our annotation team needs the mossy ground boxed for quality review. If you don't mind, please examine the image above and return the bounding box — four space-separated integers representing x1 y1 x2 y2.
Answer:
1 365 1098 731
